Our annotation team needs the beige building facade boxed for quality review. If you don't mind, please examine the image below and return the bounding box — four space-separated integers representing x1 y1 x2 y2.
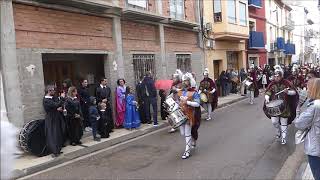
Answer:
202 0 249 79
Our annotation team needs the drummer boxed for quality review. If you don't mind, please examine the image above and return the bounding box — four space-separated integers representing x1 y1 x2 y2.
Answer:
264 66 298 145
199 68 218 121
176 72 200 159
247 64 259 105
168 69 183 133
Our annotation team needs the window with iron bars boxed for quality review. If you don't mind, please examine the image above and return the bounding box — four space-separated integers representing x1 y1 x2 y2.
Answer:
176 54 191 73
133 54 156 84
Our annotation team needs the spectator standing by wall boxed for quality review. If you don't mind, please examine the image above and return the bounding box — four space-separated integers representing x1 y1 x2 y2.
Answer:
43 85 65 157
78 79 91 132
124 87 141 130
88 97 100 142
65 86 83 146
219 71 228 97
95 78 114 130
136 76 146 124
115 79 126 128
141 72 158 126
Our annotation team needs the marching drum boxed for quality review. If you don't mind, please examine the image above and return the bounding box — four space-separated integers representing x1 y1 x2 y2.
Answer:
200 93 208 103
167 110 188 129
265 100 285 117
19 119 49 157
243 79 253 89
164 95 188 129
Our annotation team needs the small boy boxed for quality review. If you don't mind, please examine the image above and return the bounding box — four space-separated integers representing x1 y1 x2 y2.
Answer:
98 102 110 138
88 97 101 142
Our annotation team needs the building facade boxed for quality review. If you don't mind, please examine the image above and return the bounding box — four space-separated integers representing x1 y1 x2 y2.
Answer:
247 0 267 67
0 0 204 127
265 0 295 66
202 0 249 80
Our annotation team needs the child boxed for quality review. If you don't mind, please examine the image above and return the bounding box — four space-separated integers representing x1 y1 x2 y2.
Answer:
98 102 110 138
124 87 141 129
88 97 100 142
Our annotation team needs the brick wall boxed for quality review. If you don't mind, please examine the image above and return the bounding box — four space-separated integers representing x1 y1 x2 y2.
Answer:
122 20 160 51
164 27 199 52
13 4 114 50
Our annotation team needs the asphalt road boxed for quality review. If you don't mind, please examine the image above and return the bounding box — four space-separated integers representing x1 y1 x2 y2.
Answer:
23 96 296 179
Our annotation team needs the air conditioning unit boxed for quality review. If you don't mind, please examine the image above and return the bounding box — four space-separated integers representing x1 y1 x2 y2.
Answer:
205 22 212 32
206 39 215 49
214 16 221 22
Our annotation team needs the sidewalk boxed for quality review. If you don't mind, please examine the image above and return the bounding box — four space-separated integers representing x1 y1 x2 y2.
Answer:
13 93 246 179
302 164 315 180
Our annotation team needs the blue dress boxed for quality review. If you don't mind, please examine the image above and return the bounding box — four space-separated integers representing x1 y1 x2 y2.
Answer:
124 94 141 129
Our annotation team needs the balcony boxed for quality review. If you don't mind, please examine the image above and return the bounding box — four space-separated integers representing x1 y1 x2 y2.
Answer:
249 31 265 49
284 43 295 55
248 0 262 8
276 37 285 50
282 17 294 31
29 0 116 13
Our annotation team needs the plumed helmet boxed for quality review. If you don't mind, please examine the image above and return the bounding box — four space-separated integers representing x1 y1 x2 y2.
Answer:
292 64 299 72
203 68 209 76
250 64 255 69
173 69 183 80
182 72 196 88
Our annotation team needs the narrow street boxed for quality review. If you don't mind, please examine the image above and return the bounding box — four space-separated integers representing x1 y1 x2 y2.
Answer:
23 96 296 179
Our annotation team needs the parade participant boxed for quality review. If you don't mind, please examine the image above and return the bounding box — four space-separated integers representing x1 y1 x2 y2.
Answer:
199 68 218 120
263 66 298 145
115 79 126 128
168 69 183 133
176 72 201 159
124 86 141 130
288 64 304 90
246 65 259 105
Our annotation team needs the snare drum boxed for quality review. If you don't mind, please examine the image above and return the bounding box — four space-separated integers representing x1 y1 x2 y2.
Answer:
167 109 188 129
200 93 208 103
265 100 285 117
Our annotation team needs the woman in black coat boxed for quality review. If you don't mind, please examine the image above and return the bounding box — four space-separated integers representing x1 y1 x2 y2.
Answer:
43 85 66 157
65 86 83 146
219 71 228 96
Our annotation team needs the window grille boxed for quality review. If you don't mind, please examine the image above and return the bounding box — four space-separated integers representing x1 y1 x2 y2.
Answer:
176 54 191 73
133 54 156 84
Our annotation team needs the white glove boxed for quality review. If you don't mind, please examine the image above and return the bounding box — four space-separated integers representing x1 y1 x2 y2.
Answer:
265 95 270 103
96 116 100 121
198 90 202 94
210 88 216 94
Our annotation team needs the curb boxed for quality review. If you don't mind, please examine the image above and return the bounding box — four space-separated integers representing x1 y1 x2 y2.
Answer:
295 161 308 180
274 144 306 180
13 95 247 179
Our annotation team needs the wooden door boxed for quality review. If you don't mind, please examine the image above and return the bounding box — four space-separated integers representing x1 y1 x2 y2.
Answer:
43 61 74 89
213 60 220 80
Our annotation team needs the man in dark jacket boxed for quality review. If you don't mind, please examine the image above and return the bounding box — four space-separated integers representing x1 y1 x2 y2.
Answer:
78 79 91 131
141 72 158 126
95 77 114 130
136 76 147 123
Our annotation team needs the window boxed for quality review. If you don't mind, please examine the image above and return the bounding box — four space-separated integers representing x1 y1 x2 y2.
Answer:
226 51 239 70
239 2 247 26
170 0 184 20
133 54 156 84
249 21 255 31
176 54 191 73
227 0 236 24
127 0 148 9
213 0 222 22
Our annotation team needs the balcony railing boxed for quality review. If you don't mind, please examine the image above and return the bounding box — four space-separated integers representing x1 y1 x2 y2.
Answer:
276 37 285 50
248 0 262 8
284 43 295 55
282 17 294 31
249 31 265 49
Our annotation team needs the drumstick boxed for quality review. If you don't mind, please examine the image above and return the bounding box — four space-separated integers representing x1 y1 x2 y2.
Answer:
275 88 290 96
